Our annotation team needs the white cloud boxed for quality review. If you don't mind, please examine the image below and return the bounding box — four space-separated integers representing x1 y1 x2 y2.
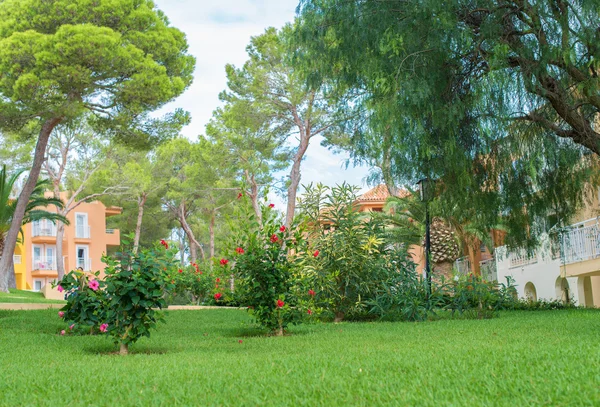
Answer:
153 0 372 207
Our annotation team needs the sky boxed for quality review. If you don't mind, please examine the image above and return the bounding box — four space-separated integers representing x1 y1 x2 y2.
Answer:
153 0 372 204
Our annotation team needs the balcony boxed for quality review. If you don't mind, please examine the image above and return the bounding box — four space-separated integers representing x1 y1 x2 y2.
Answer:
76 258 92 272
75 225 91 240
105 228 120 246
560 219 600 277
31 223 62 243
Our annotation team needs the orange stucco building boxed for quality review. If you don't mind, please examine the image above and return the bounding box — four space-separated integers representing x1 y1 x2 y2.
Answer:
13 194 121 291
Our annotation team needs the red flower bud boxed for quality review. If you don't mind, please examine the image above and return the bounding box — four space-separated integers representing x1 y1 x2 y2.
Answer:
160 239 169 249
270 234 279 243
308 289 316 297
178 269 183 273
307 309 313 315
279 225 286 232
313 250 320 257
220 258 229 266
214 292 222 301
237 193 243 199
235 247 245 254
216 278 221 283
276 299 284 308
268 203 275 208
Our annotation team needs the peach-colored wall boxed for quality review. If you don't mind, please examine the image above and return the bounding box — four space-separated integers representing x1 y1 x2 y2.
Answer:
18 193 121 290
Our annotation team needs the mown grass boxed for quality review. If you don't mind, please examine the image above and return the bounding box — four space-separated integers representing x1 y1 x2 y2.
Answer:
0 309 599 406
0 289 65 304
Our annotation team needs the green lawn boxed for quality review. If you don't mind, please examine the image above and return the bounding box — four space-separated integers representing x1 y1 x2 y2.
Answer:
0 309 599 406
0 289 65 304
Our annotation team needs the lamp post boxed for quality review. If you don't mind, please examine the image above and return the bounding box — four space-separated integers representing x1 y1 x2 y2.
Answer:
417 178 432 295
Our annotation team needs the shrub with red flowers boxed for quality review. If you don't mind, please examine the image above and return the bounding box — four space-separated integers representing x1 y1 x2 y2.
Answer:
165 259 216 305
228 200 307 335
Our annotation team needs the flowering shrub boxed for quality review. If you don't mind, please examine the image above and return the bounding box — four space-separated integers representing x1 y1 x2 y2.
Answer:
298 183 390 322
229 200 306 335
165 260 215 305
54 269 106 333
101 241 175 354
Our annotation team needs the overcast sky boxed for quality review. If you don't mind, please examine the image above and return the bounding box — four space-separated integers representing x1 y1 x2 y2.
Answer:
153 0 372 203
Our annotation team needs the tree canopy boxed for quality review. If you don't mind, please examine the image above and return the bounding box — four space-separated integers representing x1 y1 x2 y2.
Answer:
296 0 600 247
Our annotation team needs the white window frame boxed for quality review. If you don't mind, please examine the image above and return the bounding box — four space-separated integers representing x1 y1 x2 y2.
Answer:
75 212 90 238
76 245 91 271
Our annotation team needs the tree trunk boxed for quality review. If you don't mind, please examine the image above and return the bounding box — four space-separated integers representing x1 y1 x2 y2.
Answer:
209 213 215 259
119 342 129 355
245 170 262 224
334 311 345 323
189 238 197 264
56 221 66 279
133 194 147 254
0 117 62 292
467 244 481 277
285 133 310 227
7 257 15 289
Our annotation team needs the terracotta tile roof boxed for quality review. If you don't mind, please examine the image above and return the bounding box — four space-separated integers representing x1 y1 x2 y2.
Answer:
357 184 411 202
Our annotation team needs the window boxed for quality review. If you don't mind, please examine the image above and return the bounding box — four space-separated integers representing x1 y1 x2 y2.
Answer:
33 280 43 292
75 213 90 238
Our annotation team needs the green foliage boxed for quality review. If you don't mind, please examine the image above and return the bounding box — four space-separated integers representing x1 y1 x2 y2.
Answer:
298 183 390 321
296 0 600 248
54 270 105 332
229 199 306 334
0 165 68 247
101 241 175 352
0 0 195 142
165 260 216 306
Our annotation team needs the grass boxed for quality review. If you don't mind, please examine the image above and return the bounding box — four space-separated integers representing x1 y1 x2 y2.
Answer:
0 309 599 406
0 289 65 304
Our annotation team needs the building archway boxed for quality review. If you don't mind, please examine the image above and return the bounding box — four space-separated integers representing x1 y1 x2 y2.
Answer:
555 277 570 304
524 282 537 302
578 276 594 308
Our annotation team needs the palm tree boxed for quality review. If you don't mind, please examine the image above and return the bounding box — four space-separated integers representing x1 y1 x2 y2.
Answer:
383 193 496 278
0 165 68 289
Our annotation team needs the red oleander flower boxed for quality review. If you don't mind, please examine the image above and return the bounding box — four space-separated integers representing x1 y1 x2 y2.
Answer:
220 258 229 266
307 309 313 315
235 247 245 254
279 225 286 232
268 203 275 208
308 289 316 297
270 234 279 243
160 239 169 249
276 299 284 308
313 250 320 257
214 292 222 301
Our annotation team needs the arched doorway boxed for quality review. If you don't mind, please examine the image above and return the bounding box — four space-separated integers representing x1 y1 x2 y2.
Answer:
524 282 537 302
555 277 570 304
578 276 594 308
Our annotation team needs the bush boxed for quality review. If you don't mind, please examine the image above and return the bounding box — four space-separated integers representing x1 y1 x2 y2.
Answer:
55 238 176 354
298 183 393 322
228 200 307 335
165 260 215 305
54 270 105 333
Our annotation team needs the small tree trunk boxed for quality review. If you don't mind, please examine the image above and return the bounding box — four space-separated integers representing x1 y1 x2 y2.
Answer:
209 213 215 259
276 327 284 336
56 221 67 279
119 343 129 355
285 134 310 228
334 311 345 323
132 194 147 254
245 171 262 224
188 239 197 264
0 117 62 292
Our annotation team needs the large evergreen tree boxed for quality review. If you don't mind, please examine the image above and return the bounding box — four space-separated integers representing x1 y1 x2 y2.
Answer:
0 0 195 291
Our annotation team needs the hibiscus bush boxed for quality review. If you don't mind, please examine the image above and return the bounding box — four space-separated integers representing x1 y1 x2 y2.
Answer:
228 200 307 335
298 183 392 322
100 240 175 354
165 260 216 305
54 269 106 334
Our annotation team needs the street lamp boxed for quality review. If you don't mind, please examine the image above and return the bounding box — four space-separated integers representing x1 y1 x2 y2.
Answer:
417 178 433 295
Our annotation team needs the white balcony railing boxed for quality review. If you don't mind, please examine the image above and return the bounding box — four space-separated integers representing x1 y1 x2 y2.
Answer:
13 255 22 265
76 258 92 271
32 223 57 237
32 257 57 271
509 249 538 268
76 225 91 239
560 219 600 265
